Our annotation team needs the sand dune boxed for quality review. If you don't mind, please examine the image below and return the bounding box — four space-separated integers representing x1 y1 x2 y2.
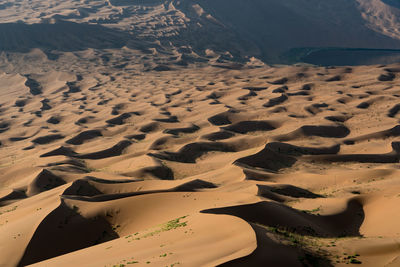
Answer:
0 59 399 266
1 1 400 265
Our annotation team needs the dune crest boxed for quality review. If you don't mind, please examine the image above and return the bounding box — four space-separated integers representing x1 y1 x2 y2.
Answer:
0 60 399 266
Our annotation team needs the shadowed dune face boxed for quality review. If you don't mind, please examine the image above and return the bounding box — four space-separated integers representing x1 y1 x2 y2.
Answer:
218 223 334 267
27 169 66 197
2 51 400 266
202 198 365 238
18 202 119 266
66 130 103 145
32 134 65 145
222 120 279 134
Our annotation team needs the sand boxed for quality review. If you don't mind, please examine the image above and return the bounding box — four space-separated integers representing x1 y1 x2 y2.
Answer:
0 57 399 267
1 0 400 266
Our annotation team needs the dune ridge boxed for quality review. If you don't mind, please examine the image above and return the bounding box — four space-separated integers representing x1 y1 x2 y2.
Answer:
0 59 399 267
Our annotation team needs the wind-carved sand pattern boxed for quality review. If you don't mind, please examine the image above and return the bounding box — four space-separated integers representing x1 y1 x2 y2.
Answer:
0 64 400 267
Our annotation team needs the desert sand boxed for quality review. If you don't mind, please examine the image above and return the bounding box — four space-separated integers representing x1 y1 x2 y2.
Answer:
0 56 399 266
0 1 400 266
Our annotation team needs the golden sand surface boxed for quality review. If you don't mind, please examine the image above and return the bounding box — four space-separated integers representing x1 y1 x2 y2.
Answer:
0 59 399 266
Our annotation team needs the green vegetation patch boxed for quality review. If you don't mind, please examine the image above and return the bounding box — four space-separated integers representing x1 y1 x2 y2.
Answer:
141 216 188 238
0 206 18 215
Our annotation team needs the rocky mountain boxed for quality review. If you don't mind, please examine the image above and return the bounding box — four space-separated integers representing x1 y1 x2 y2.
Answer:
1 0 400 65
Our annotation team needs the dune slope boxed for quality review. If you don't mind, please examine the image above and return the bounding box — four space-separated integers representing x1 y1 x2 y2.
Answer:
0 57 400 266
